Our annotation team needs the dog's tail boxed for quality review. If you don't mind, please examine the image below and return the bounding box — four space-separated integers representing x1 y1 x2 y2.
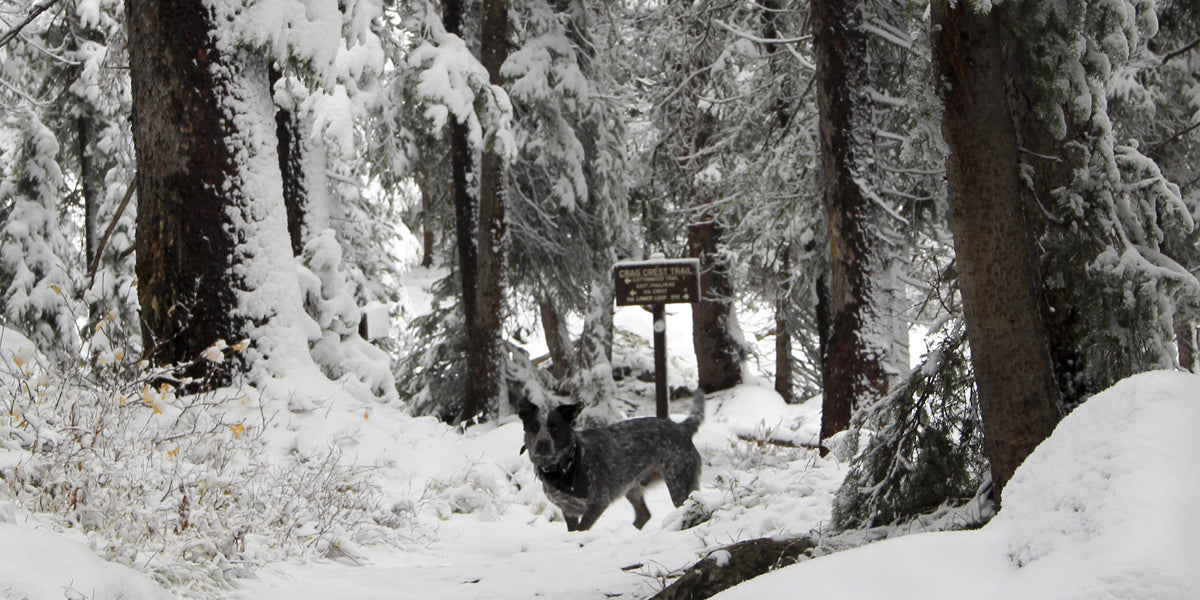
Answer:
680 390 705 436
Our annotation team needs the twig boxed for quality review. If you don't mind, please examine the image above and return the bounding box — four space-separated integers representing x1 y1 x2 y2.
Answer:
1146 119 1200 157
0 0 64 49
86 182 136 288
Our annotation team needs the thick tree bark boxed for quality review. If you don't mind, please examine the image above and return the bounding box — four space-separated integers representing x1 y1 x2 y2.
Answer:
932 0 1062 505
127 0 243 384
688 215 744 392
812 0 893 449
462 0 510 421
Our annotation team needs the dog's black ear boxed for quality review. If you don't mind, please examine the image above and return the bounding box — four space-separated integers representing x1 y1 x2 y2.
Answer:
518 397 538 421
555 402 583 424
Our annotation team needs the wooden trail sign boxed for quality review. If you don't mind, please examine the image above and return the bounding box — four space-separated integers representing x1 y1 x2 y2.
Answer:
614 259 700 306
613 258 701 418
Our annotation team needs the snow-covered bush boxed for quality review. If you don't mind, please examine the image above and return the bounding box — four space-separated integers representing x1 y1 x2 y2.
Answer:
0 330 414 598
298 228 398 403
831 329 989 531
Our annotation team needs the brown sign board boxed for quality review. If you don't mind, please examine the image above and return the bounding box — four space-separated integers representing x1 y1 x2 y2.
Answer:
614 259 701 306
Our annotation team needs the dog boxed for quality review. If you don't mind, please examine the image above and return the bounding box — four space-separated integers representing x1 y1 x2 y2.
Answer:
519 391 705 531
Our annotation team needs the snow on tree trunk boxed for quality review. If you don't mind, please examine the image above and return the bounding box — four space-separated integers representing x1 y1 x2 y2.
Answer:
571 278 622 425
688 215 746 393
128 0 315 387
932 0 1063 506
812 0 896 449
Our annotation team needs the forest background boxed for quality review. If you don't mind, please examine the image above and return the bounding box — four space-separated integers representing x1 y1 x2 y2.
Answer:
0 0 1199 596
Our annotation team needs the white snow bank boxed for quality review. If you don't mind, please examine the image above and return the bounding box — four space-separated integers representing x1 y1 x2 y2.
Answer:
0 522 178 600
714 370 1200 600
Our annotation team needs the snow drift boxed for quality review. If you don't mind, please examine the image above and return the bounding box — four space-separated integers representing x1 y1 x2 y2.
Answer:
714 370 1200 600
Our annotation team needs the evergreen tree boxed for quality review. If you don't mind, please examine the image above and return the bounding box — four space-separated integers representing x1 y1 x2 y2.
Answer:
0 110 82 357
999 0 1197 408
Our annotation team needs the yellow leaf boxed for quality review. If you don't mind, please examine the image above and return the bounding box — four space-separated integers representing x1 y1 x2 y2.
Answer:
230 424 245 438
151 402 162 415
363 411 370 420
49 285 61 294
12 356 24 368
168 447 179 460
119 396 127 404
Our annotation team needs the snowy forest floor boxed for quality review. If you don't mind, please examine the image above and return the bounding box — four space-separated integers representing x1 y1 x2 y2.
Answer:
1 267 1197 600
234 266 845 599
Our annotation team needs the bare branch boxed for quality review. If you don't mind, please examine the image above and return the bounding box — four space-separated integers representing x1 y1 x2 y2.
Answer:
713 19 812 45
1146 120 1200 157
86 182 136 288
1162 36 1200 64
0 0 64 49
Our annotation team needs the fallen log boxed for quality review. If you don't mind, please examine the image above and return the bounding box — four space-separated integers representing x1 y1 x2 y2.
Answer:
649 535 820 600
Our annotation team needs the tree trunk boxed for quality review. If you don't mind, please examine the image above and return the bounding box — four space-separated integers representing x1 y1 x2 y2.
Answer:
442 0 483 422
420 178 435 268
271 67 307 257
572 278 621 425
932 0 1062 506
689 215 744 393
539 297 573 380
775 249 794 403
77 115 100 270
1177 319 1196 373
812 0 893 449
127 0 243 384
463 0 510 421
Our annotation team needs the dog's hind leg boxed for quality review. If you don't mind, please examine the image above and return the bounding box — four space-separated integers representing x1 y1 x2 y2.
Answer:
626 486 651 529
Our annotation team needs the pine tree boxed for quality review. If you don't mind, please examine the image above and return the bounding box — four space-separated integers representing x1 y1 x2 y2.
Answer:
999 0 1197 407
0 110 82 357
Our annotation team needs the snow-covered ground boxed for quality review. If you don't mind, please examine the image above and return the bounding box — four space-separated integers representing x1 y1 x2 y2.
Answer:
1 270 1197 600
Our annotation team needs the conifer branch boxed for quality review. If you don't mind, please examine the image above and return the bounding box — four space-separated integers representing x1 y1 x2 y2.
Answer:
0 0 64 49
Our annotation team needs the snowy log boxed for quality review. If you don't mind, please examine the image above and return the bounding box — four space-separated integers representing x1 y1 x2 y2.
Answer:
650 536 819 600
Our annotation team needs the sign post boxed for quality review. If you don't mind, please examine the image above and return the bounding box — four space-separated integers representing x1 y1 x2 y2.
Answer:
614 257 700 418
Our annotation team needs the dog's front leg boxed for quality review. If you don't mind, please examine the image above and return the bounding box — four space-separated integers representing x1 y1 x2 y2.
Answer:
575 505 607 531
565 514 581 531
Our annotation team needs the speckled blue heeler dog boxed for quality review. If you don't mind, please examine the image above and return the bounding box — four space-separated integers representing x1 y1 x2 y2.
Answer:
519 391 705 531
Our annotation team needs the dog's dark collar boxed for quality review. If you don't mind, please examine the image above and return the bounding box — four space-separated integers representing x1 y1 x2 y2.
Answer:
536 444 588 499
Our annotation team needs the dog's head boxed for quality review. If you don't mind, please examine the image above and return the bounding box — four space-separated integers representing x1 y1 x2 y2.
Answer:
518 397 582 469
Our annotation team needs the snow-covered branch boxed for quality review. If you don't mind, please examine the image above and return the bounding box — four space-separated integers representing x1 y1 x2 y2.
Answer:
0 0 62 49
